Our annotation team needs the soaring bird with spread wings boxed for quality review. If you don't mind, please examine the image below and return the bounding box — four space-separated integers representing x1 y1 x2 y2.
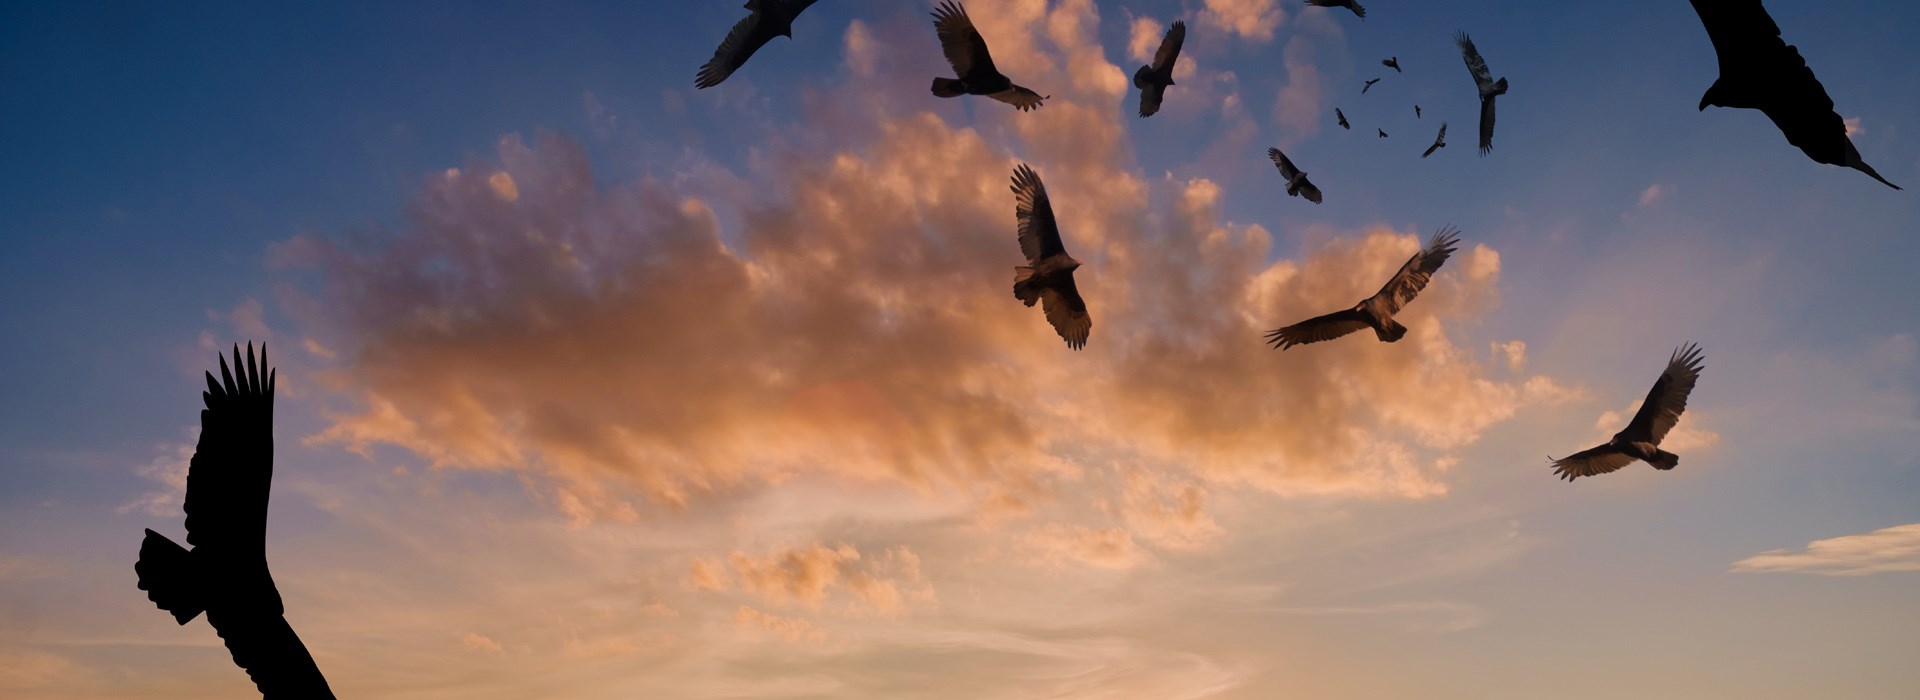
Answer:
1362 77 1381 94
1265 227 1460 350
1457 32 1508 155
1305 0 1366 19
1423 122 1448 158
136 344 334 698
695 0 819 89
1336 108 1350 130
1010 165 1091 350
1268 147 1322 204
930 1 1048 111
1689 0 1900 189
1550 344 1706 481
1133 20 1185 117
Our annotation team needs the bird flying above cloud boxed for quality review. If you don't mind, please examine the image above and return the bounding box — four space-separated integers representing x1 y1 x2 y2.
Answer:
1134 20 1186 118
1550 344 1706 481
1336 108 1350 130
1305 0 1366 20
1362 77 1381 94
1267 147 1323 204
1689 0 1900 189
1457 32 1508 156
930 1 1048 111
1265 227 1460 350
1423 122 1447 157
1010 165 1091 350
695 0 819 89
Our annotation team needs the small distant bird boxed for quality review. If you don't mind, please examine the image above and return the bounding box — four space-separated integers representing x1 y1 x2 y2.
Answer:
1378 128 1389 138
1362 77 1381 94
1457 32 1508 155
1305 0 1366 19
1690 0 1900 189
1423 122 1447 157
1010 165 1091 349
1415 104 1422 119
1335 108 1350 130
1267 147 1322 204
695 0 820 89
1550 344 1706 481
931 1 1048 111
1133 20 1186 118
1383 56 1401 72
1266 227 1460 350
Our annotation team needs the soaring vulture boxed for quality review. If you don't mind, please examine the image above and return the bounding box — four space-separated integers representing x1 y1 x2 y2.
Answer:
930 1 1048 111
695 0 819 89
1415 104 1422 119
1362 77 1381 94
1010 165 1091 349
1423 122 1447 158
1336 108 1351 130
1265 227 1460 350
136 344 335 698
1550 344 1706 481
1305 0 1366 20
1378 128 1389 139
1382 56 1401 72
1134 20 1186 118
1267 147 1322 204
1690 0 1900 189
1457 32 1508 155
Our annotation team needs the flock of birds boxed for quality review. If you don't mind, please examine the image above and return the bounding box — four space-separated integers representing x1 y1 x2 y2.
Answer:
133 1 1904 697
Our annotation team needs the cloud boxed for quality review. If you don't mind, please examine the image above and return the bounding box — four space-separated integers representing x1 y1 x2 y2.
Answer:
1201 0 1283 42
1492 340 1527 372
733 606 828 644
1844 116 1863 137
1591 399 1720 452
461 632 505 653
1127 15 1163 64
1272 36 1324 138
1638 183 1668 208
692 542 934 615
117 429 196 516
1022 524 1152 569
1732 523 1920 576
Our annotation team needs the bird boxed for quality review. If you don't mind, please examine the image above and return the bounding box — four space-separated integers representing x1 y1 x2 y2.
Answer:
1336 108 1351 130
1457 32 1508 155
1415 104 1422 119
1010 165 1091 349
1133 20 1186 118
930 1 1048 111
1264 227 1460 350
136 344 336 698
1305 0 1366 19
1549 344 1706 481
1267 147 1322 204
695 0 819 89
1362 77 1381 94
1689 0 1900 189
1378 128 1389 139
1383 56 1401 72
1423 122 1447 157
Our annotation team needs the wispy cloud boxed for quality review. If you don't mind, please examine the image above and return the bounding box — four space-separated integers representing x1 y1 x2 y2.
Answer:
1732 523 1920 576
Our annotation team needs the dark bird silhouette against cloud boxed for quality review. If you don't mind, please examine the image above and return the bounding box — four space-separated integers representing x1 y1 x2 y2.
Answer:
1265 227 1460 350
1423 122 1448 157
1268 147 1323 204
1336 107 1350 129
1690 0 1900 189
1010 165 1090 350
136 344 335 698
1305 0 1366 20
930 1 1048 111
1550 344 1706 481
1362 77 1380 94
1133 20 1185 117
695 0 819 89
1457 32 1508 156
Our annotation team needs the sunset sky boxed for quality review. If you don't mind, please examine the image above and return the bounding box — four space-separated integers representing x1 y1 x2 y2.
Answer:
3 0 1919 697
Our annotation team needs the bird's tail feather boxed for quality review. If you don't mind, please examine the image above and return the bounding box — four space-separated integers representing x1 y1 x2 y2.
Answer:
136 529 205 625
931 78 965 98
1649 449 1679 471
1013 267 1041 306
1376 319 1408 343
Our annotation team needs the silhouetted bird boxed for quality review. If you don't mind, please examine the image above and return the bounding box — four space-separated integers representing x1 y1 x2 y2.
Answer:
1305 0 1366 19
1457 32 1507 155
1423 122 1447 157
1383 56 1401 72
1415 104 1422 119
1690 0 1900 189
1267 147 1322 204
1362 78 1381 94
1265 227 1459 350
1377 128 1388 139
695 0 819 89
1133 20 1185 118
1550 344 1706 481
137 344 335 698
1010 165 1090 349
930 1 1048 111
1336 108 1351 130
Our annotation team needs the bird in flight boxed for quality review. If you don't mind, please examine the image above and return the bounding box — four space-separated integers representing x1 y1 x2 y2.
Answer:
1267 147 1322 204
1382 56 1401 72
1423 122 1447 157
1457 32 1508 155
695 0 819 89
1550 344 1706 481
1133 20 1186 118
1265 227 1460 350
1362 77 1381 94
930 1 1048 111
1305 0 1366 19
1336 108 1351 130
1378 128 1389 139
1689 0 1900 189
1010 165 1091 349
136 344 336 698
1415 104 1422 119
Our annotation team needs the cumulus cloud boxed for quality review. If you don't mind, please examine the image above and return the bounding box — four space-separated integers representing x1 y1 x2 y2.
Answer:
1022 523 1153 569
1638 183 1668 208
1127 15 1163 63
1844 116 1863 137
1732 523 1920 576
461 632 505 653
691 542 934 615
1272 36 1325 138
733 606 828 644
117 428 196 516
1201 0 1283 42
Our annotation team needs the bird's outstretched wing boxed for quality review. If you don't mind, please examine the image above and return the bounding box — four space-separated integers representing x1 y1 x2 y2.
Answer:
1621 343 1705 444
1305 0 1365 19
1265 309 1371 350
1423 122 1447 157
1012 164 1066 263
1550 444 1638 481
1039 280 1092 350
696 6 773 89
207 607 336 698
184 343 276 558
933 1 996 79
1268 147 1302 180
1152 21 1186 74
1140 84 1165 118
1689 0 1782 88
1362 78 1379 94
990 85 1048 111
1458 32 1494 93
1370 227 1459 315
1336 108 1350 129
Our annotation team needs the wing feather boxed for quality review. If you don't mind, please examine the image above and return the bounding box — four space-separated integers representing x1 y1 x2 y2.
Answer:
1152 21 1186 72
695 8 774 89
1264 309 1371 350
1038 280 1092 350
933 1 995 78
1550 444 1638 481
1370 226 1460 314
183 343 275 557
1622 343 1705 444
989 85 1047 111
1457 32 1493 91
1012 164 1065 262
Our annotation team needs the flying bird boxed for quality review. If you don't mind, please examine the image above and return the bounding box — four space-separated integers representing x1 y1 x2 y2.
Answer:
136 344 336 698
1690 0 1900 189
1336 108 1351 130
1457 32 1508 155
1383 56 1401 72
1264 227 1460 350
1305 0 1366 19
695 0 820 89
930 1 1048 111
1362 77 1381 94
1267 147 1322 204
1133 20 1186 118
1550 344 1706 481
1423 122 1447 157
1010 165 1091 349
1378 128 1389 138
1415 104 1422 119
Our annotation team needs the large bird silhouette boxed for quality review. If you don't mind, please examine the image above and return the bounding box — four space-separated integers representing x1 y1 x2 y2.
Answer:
1336 108 1350 130
1305 0 1366 19
1265 227 1460 350
1457 32 1507 155
1550 344 1706 481
1268 147 1323 204
136 344 335 698
1010 165 1091 350
1362 77 1381 94
1134 20 1185 118
1382 56 1401 72
1690 0 1900 189
695 0 819 89
930 1 1048 111
1423 122 1448 158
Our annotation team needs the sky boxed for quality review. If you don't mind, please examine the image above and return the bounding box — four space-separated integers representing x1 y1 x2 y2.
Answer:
3 0 1919 697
